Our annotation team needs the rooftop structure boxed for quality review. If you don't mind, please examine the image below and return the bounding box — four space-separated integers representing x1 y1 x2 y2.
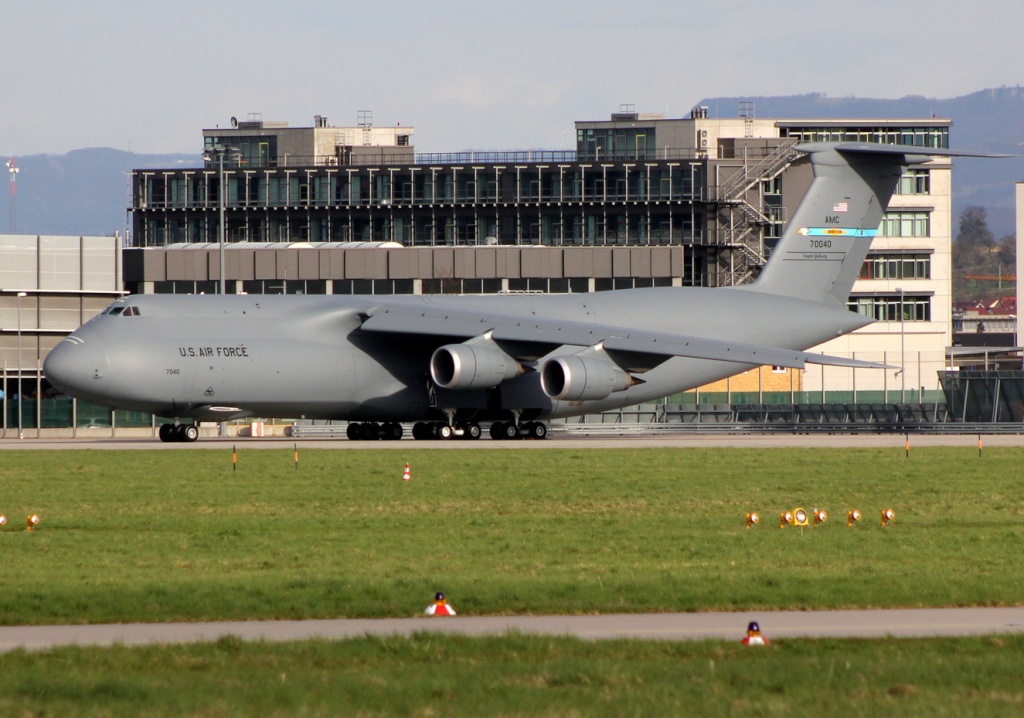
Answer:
203 112 415 168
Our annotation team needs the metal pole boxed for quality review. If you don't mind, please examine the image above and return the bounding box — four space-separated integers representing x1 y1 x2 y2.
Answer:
218 150 227 439
17 291 26 439
898 287 905 403
218 151 226 295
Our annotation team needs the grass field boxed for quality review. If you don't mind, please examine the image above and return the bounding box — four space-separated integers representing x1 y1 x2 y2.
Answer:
2 446 1022 624
2 633 1024 716
3 445 1024 715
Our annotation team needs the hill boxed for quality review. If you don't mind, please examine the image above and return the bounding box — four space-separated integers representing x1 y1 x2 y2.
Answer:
0 149 200 237
2 88 1021 238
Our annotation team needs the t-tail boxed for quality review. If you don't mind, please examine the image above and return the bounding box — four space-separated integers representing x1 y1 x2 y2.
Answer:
749 143 995 306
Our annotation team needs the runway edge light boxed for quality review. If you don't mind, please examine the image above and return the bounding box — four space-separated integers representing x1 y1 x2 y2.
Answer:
26 514 40 532
792 508 809 528
813 509 828 527
779 511 793 529
745 512 760 529
0 514 6 528
424 591 456 616
741 621 770 646
847 509 862 527
881 508 896 527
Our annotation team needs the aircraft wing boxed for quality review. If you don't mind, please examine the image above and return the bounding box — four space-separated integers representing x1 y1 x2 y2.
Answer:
359 304 888 372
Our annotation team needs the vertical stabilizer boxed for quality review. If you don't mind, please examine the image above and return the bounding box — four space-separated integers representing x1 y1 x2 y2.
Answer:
749 143 916 306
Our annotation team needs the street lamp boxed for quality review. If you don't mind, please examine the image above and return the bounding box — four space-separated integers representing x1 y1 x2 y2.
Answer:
202 145 239 294
201 146 239 439
897 286 905 403
16 291 26 439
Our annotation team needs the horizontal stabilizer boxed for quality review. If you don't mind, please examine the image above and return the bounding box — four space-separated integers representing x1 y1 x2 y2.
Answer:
819 143 1012 160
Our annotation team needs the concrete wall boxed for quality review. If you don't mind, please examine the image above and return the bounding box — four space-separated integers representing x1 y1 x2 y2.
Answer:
124 245 687 283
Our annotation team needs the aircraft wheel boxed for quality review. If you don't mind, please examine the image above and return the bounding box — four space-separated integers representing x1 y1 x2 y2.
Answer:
412 422 426 440
489 422 504 440
183 424 199 442
438 424 455 440
346 423 362 441
366 422 381 440
158 424 175 442
173 424 189 442
502 422 520 440
464 422 482 440
528 422 548 440
384 422 403 440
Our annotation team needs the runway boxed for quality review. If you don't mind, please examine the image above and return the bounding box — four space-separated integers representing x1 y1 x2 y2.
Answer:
4 431 1024 450
3 607 1024 653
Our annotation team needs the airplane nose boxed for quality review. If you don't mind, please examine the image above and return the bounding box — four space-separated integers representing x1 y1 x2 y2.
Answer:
44 326 109 400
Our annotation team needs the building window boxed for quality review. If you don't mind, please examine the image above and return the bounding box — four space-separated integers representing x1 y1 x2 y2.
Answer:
848 295 930 322
895 169 929 195
859 254 931 280
423 278 503 295
879 212 929 237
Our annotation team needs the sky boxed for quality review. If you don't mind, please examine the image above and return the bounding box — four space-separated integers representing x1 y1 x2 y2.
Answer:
3 0 1023 156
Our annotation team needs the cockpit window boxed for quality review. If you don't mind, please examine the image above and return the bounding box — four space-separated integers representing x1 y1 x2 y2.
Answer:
100 304 140 317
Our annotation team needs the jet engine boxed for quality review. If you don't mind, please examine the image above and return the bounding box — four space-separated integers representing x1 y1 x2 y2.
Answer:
540 352 634 401
431 341 523 390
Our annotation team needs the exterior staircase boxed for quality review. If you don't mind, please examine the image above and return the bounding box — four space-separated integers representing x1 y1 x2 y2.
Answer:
709 139 801 285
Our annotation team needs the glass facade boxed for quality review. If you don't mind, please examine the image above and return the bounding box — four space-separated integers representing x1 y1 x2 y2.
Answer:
134 160 706 248
204 135 276 168
781 125 949 148
577 126 656 160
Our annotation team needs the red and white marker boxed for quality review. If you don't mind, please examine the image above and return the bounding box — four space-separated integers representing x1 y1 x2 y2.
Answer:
424 592 456 616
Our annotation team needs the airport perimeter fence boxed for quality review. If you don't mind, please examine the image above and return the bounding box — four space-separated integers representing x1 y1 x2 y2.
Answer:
549 401 1024 435
5 396 1024 439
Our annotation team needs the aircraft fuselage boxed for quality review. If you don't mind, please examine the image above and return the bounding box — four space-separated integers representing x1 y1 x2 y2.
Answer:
45 288 865 424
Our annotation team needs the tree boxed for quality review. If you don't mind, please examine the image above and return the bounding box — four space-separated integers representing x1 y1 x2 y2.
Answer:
956 205 994 249
952 206 1015 301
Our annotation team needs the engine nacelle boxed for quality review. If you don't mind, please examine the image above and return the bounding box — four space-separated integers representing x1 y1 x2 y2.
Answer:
431 342 522 390
540 354 633 402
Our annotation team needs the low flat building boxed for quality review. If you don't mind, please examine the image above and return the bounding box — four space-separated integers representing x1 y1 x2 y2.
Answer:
1 234 123 434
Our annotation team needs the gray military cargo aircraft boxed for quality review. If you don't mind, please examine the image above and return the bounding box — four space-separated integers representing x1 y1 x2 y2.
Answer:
43 143 983 441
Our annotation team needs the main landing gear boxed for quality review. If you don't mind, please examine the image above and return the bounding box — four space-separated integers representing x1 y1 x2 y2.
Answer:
158 423 199 443
411 421 482 441
345 422 405 441
345 420 548 441
488 420 548 440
